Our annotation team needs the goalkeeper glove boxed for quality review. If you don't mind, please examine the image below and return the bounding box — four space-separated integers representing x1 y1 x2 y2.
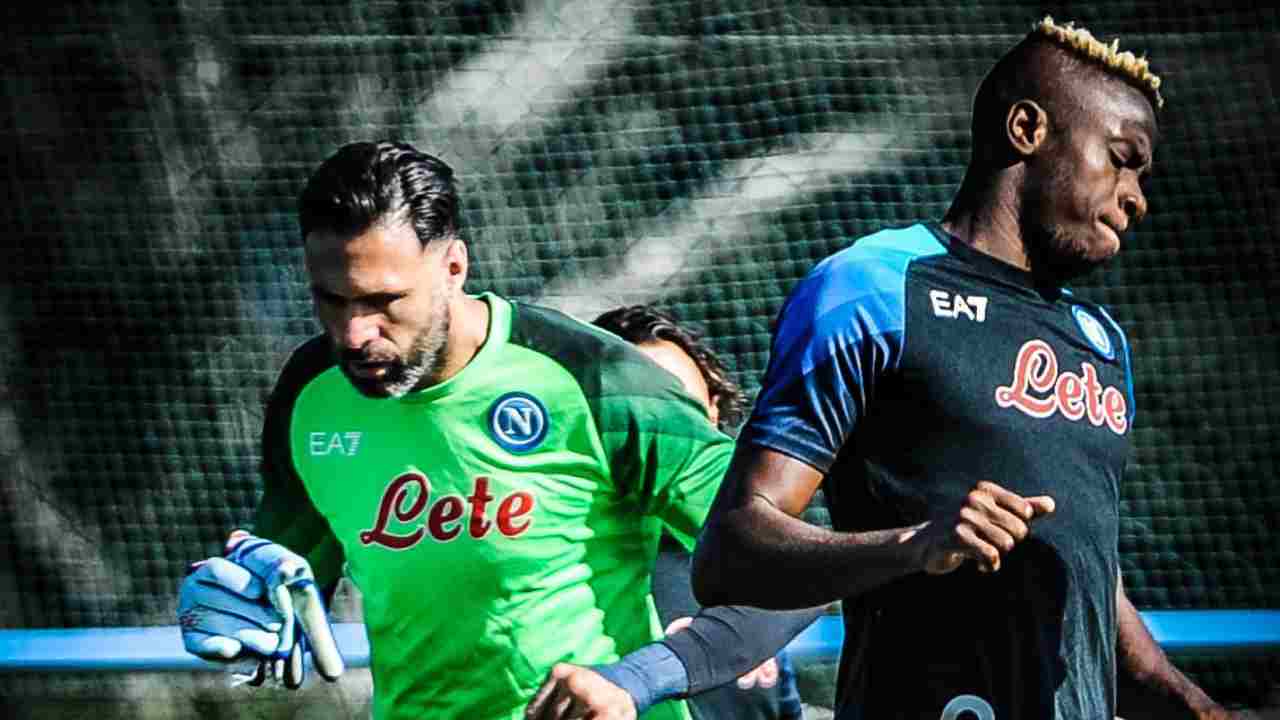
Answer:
177 531 345 687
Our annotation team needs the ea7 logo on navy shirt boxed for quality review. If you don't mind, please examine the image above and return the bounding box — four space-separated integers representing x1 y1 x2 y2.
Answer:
995 339 1128 435
930 290 988 322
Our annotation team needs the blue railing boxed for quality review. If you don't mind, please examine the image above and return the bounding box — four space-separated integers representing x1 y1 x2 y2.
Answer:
1 610 1277 672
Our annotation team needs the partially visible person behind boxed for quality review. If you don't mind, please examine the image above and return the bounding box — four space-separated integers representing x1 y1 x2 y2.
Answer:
693 17 1249 720
594 304 805 720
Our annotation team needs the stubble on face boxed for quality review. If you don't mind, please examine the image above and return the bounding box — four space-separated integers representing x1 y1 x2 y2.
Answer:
1018 159 1114 283
338 286 451 399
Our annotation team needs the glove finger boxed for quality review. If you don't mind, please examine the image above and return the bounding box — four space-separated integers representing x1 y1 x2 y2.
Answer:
270 581 297 657
283 638 306 689
184 585 284 630
233 627 286 657
185 634 243 661
246 660 268 687
181 616 281 659
179 561 260 610
292 582 345 680
178 574 283 660
200 557 269 600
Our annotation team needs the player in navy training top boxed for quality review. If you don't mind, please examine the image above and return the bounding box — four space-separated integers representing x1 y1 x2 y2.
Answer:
693 17 1241 720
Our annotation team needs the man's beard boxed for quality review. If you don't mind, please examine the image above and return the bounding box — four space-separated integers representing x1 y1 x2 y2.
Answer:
340 297 451 399
1019 179 1110 285
1022 220 1101 285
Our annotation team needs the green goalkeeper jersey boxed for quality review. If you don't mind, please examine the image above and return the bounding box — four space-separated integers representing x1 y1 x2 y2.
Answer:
253 293 734 720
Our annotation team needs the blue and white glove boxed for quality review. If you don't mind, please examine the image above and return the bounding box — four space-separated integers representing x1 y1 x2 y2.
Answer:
177 530 345 688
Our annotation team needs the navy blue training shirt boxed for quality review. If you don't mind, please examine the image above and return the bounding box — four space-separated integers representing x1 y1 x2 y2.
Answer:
741 222 1135 720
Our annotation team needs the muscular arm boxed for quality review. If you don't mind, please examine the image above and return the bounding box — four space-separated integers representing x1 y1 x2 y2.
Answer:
693 444 1055 610
1116 581 1231 719
692 445 924 609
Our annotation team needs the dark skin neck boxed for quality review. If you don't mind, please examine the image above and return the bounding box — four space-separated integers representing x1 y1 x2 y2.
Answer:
941 42 1062 278
941 166 1028 270
941 169 1069 297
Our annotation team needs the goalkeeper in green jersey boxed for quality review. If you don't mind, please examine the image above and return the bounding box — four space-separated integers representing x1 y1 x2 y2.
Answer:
177 141 818 720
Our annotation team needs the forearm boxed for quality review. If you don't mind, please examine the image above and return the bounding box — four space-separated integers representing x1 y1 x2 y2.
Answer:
596 604 823 713
1116 588 1221 717
693 493 924 609
661 604 824 694
592 643 688 715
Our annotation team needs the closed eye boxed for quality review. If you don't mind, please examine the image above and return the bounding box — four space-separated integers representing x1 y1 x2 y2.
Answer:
1111 147 1153 185
361 292 407 309
310 287 407 310
311 286 345 307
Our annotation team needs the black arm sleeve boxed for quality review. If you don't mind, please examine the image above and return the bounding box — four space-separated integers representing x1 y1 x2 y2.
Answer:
660 603 824 695
652 539 824 695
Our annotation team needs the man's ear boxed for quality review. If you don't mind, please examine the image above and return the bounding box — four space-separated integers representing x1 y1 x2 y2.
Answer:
443 237 468 288
1006 99 1050 156
706 393 721 428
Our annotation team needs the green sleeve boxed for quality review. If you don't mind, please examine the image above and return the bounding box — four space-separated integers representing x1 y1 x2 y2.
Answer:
595 353 735 551
507 301 735 551
251 336 345 589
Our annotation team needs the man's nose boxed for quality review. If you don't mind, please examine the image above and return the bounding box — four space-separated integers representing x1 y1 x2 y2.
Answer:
1121 183 1147 225
339 310 380 350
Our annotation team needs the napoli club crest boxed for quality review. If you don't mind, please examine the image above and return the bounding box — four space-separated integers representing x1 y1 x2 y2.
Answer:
488 392 549 453
1071 305 1115 361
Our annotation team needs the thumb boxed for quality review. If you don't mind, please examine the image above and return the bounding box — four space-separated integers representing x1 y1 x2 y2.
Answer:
664 616 694 636
1026 495 1056 517
293 582 345 680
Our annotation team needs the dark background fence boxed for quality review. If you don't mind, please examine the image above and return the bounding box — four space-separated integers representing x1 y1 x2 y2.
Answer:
1 0 1276 706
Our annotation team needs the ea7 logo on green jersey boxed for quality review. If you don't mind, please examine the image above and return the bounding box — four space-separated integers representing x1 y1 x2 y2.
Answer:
309 431 362 456
360 473 536 549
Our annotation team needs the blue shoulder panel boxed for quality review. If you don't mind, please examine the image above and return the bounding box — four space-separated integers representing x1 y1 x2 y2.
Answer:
742 224 946 472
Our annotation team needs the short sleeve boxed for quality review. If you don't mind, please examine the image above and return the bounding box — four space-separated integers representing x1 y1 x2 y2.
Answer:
740 238 916 473
594 351 735 551
251 337 346 588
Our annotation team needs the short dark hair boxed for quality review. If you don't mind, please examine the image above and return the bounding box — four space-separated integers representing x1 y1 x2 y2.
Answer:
969 18 1162 163
298 141 460 246
593 305 747 432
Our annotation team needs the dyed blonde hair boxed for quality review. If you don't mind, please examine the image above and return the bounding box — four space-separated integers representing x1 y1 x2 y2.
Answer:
1033 16 1164 109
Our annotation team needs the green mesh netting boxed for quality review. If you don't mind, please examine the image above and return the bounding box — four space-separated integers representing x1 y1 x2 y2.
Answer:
1 0 1276 704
